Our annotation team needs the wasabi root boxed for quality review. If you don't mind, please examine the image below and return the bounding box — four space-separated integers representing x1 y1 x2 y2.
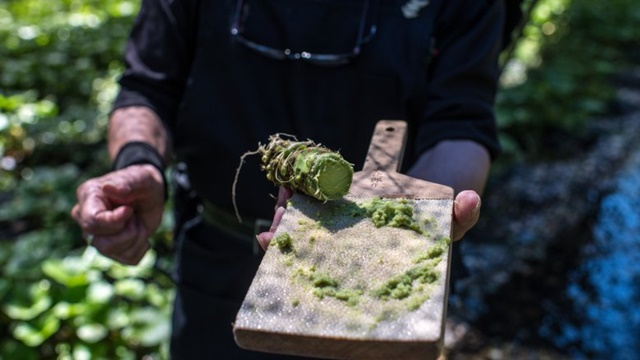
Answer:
233 134 354 221
259 134 353 201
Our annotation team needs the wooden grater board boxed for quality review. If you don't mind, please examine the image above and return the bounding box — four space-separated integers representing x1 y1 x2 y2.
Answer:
233 120 454 359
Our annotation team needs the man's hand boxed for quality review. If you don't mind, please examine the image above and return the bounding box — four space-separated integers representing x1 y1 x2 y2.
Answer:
407 140 490 241
71 164 165 265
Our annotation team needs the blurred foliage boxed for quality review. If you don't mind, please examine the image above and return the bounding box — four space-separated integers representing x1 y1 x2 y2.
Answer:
1 0 639 358
1 0 174 359
497 0 640 162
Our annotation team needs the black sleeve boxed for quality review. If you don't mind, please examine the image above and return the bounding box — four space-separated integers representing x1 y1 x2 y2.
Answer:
415 0 505 160
503 0 524 50
112 0 200 134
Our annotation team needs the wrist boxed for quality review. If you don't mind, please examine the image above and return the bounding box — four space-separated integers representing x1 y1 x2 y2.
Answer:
112 141 168 201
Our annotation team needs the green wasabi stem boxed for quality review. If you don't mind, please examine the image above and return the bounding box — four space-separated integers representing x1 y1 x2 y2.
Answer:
259 134 354 201
233 134 352 222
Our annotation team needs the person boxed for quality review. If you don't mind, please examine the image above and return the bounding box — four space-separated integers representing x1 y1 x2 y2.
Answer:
72 0 515 358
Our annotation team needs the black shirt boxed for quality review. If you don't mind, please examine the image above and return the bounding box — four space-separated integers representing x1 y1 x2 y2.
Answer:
113 0 505 220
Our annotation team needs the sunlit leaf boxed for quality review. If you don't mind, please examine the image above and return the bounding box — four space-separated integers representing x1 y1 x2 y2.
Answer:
121 307 171 347
107 307 130 329
12 312 60 347
114 345 137 360
107 249 156 279
86 281 114 303
146 283 174 308
114 278 146 301
3 280 52 320
76 323 108 343
41 258 90 287
72 343 92 360
52 301 87 320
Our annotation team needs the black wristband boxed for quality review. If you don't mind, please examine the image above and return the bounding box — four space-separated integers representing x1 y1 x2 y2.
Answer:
112 141 168 201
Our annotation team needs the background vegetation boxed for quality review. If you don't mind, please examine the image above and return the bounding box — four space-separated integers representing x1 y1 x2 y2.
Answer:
0 0 638 358
497 0 640 162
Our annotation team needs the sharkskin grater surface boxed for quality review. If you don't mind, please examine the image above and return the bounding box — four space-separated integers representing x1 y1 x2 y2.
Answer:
234 193 453 343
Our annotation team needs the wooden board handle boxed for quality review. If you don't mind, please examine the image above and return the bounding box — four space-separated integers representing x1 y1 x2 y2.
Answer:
361 120 408 173
350 120 454 200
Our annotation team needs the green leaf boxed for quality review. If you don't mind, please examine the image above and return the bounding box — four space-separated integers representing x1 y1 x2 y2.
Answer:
41 257 90 287
76 323 108 343
86 281 114 303
52 301 87 320
114 278 146 301
106 249 156 279
2 280 52 321
0 338 39 360
121 307 171 347
107 307 130 329
12 312 60 347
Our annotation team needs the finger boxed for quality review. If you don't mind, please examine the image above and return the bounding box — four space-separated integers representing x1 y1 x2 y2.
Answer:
256 206 287 250
74 178 131 228
91 218 140 256
117 219 152 265
71 204 81 222
75 190 108 228
256 232 274 251
93 226 150 266
103 166 164 204
451 190 481 241
82 204 134 236
117 235 151 265
275 186 294 209
269 206 286 232
101 179 136 205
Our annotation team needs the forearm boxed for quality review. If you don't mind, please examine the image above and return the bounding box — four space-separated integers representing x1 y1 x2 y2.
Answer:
108 106 172 163
407 140 491 195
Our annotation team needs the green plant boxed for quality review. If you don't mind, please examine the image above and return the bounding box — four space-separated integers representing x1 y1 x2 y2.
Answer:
1 245 173 359
0 1 176 358
496 0 640 162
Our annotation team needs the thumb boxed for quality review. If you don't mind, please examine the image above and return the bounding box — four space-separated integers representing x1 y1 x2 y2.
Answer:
452 190 481 241
276 186 294 209
102 182 135 204
256 206 287 250
94 204 134 225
